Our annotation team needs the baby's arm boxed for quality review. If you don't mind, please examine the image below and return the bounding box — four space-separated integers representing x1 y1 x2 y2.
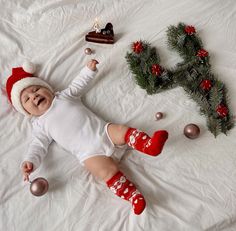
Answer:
63 59 99 98
21 122 52 181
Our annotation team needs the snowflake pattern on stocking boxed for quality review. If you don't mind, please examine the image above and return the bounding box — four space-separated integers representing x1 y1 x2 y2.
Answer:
127 129 152 152
109 175 126 194
125 127 168 156
106 171 146 215
108 174 142 200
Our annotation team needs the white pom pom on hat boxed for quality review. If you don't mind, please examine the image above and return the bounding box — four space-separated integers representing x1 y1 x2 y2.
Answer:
22 61 36 74
6 61 53 116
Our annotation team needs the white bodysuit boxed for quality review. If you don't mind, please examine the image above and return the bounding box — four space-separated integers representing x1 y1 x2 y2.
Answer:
24 66 124 169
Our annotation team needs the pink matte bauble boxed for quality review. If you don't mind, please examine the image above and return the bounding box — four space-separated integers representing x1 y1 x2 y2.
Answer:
30 177 49 196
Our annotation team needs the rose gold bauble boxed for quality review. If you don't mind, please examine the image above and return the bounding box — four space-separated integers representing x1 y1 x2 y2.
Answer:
84 47 92 55
30 177 49 196
184 123 200 139
155 112 163 120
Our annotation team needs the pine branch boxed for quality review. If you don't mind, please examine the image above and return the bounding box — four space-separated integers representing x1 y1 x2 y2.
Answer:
126 24 234 136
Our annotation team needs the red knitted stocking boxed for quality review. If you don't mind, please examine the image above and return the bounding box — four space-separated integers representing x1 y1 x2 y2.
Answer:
106 171 146 215
125 128 168 156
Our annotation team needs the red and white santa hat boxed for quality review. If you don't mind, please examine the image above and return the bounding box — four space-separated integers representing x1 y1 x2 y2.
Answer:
6 62 53 115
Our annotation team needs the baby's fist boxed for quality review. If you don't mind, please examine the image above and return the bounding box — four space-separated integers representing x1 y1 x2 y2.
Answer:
21 161 34 182
87 59 99 71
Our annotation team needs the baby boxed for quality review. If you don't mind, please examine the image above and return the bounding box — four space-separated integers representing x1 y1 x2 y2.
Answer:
6 60 168 215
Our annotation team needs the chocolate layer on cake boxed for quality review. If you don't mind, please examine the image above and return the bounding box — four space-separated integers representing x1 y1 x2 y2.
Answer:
85 23 115 44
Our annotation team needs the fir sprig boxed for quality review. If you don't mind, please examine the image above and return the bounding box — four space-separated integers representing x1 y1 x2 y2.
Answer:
126 23 234 136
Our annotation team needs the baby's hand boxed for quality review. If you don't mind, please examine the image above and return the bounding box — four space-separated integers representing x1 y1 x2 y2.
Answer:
21 161 34 182
87 59 99 71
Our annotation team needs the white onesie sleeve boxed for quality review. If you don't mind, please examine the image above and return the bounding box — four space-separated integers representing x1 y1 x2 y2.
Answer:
22 120 53 170
62 66 98 98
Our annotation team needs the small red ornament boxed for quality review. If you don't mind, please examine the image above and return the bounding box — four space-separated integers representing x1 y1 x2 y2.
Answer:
216 104 228 118
132 41 144 54
151 64 162 76
197 49 208 58
200 79 212 91
184 25 196 35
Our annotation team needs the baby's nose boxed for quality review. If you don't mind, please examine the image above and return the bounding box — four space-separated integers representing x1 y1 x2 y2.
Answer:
32 93 39 100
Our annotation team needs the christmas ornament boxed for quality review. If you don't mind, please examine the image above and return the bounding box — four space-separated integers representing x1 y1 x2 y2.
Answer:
200 79 212 91
132 41 143 54
196 49 208 58
30 177 49 196
184 124 200 139
84 48 92 55
184 25 196 35
126 22 234 137
151 64 162 76
155 112 164 120
216 104 228 118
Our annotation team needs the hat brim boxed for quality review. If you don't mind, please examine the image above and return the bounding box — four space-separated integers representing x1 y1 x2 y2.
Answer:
11 77 53 116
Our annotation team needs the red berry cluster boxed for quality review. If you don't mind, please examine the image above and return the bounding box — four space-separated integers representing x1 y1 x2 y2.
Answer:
197 49 208 58
184 25 196 35
216 104 228 118
200 79 212 91
132 41 144 54
151 64 162 76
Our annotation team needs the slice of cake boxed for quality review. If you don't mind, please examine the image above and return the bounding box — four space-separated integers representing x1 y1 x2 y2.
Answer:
85 23 115 44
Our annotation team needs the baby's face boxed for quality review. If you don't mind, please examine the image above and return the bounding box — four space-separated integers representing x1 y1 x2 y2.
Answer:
20 85 54 116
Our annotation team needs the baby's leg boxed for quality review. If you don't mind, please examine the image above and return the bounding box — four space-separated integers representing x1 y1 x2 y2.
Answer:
83 156 146 215
84 155 119 181
107 124 129 145
107 123 168 156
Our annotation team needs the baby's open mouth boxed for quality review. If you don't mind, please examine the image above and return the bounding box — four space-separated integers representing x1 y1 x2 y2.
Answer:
37 97 45 106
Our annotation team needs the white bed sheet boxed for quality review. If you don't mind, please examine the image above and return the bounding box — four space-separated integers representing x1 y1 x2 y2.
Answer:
1 0 236 230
